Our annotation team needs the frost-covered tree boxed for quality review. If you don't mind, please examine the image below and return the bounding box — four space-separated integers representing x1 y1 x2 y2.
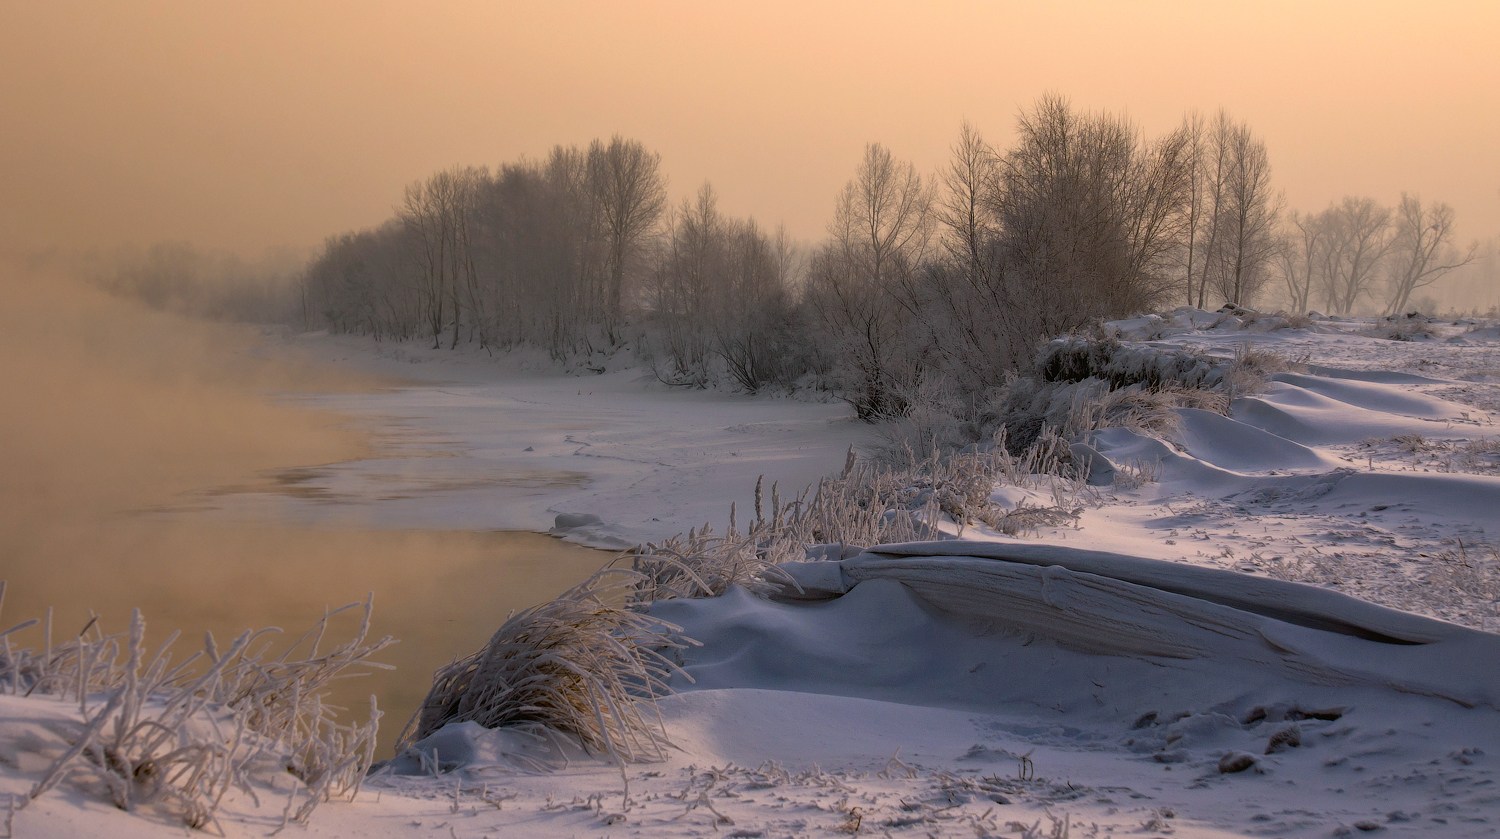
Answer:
1274 210 1326 314
1383 193 1474 315
807 143 933 420
1317 197 1393 314
588 136 668 343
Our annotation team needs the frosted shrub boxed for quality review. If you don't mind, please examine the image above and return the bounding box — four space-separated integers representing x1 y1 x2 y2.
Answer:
1275 311 1315 330
0 585 391 831
627 525 797 601
1223 344 1304 396
1035 335 1221 391
986 335 1302 458
399 571 695 765
1364 318 1436 341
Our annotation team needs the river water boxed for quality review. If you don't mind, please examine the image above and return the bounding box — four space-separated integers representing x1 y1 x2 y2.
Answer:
0 277 611 756
1 523 611 756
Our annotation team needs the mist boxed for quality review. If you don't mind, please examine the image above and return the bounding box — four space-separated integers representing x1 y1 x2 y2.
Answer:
3 2 1496 263
0 264 607 753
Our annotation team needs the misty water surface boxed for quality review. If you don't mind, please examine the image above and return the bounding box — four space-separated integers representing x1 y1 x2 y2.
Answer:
0 271 609 756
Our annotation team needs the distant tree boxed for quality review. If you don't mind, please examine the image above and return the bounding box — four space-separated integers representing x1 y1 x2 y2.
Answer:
1212 119 1279 306
1318 197 1393 314
709 218 799 392
399 167 486 348
1274 210 1326 314
1383 193 1474 315
807 143 933 420
587 136 667 343
303 221 417 339
992 95 1188 320
650 182 725 378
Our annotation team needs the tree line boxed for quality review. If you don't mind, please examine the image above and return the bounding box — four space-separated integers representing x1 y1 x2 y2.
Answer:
301 95 1478 421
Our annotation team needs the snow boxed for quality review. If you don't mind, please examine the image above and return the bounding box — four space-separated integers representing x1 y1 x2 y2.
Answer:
239 334 870 549
6 313 1500 837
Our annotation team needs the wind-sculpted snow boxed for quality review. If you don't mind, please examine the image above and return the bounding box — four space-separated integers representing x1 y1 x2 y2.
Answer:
1269 371 1458 417
1234 381 1470 446
857 541 1475 646
848 548 1498 706
1173 407 1335 472
9 318 1500 838
692 543 1500 711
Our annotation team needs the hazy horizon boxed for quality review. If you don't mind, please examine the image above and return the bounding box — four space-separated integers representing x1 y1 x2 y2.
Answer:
3 1 1497 261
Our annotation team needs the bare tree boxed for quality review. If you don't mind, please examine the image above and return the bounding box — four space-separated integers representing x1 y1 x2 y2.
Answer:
1122 119 1194 307
588 136 667 344
993 95 1187 320
1318 197 1393 314
936 121 1001 286
807 143 933 420
1184 110 1233 308
1213 120 1279 305
1275 210 1325 314
1383 193 1474 315
914 106 1192 396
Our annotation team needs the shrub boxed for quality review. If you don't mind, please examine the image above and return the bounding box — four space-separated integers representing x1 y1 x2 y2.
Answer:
398 572 694 765
0 586 391 831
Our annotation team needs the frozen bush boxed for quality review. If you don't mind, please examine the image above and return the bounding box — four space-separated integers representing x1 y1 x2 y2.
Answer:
0 587 391 830
399 572 694 765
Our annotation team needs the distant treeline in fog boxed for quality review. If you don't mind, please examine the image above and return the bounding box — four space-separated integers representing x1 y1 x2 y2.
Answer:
30 243 308 325
64 96 1492 423
296 97 1491 420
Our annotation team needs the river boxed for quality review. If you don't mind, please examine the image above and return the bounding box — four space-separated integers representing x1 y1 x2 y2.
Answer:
1 274 861 757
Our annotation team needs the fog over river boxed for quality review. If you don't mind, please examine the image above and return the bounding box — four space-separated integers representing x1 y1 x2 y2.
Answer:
0 269 862 756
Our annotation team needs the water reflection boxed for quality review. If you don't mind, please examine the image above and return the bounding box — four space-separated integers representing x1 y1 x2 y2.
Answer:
1 522 611 757
0 270 610 758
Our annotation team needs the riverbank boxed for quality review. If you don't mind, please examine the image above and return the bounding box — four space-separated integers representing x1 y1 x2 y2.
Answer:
257 330 870 548
6 310 1500 837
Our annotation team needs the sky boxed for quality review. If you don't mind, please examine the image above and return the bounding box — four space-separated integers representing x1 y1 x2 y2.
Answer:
2 0 1497 259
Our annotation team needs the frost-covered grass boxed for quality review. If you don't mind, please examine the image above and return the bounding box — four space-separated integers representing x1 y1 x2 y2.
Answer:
0 584 391 830
398 571 695 765
1364 316 1439 341
10 312 1500 838
1352 433 1500 475
618 429 1093 610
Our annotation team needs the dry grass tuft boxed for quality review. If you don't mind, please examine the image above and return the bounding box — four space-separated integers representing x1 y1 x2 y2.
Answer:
398 572 695 765
1364 318 1436 342
1222 344 1304 397
0 584 392 831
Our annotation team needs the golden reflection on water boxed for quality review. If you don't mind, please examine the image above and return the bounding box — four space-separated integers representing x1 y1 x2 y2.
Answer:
0 523 611 757
0 269 610 757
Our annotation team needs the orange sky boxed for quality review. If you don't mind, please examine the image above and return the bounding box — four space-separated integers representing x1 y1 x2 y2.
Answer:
2 0 1497 258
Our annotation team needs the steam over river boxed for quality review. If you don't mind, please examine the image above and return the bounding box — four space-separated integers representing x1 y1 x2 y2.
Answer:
1 268 861 757
0 274 610 757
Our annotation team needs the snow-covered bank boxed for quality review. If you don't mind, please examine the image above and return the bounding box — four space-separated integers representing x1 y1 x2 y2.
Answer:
7 315 1500 837
244 333 871 549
